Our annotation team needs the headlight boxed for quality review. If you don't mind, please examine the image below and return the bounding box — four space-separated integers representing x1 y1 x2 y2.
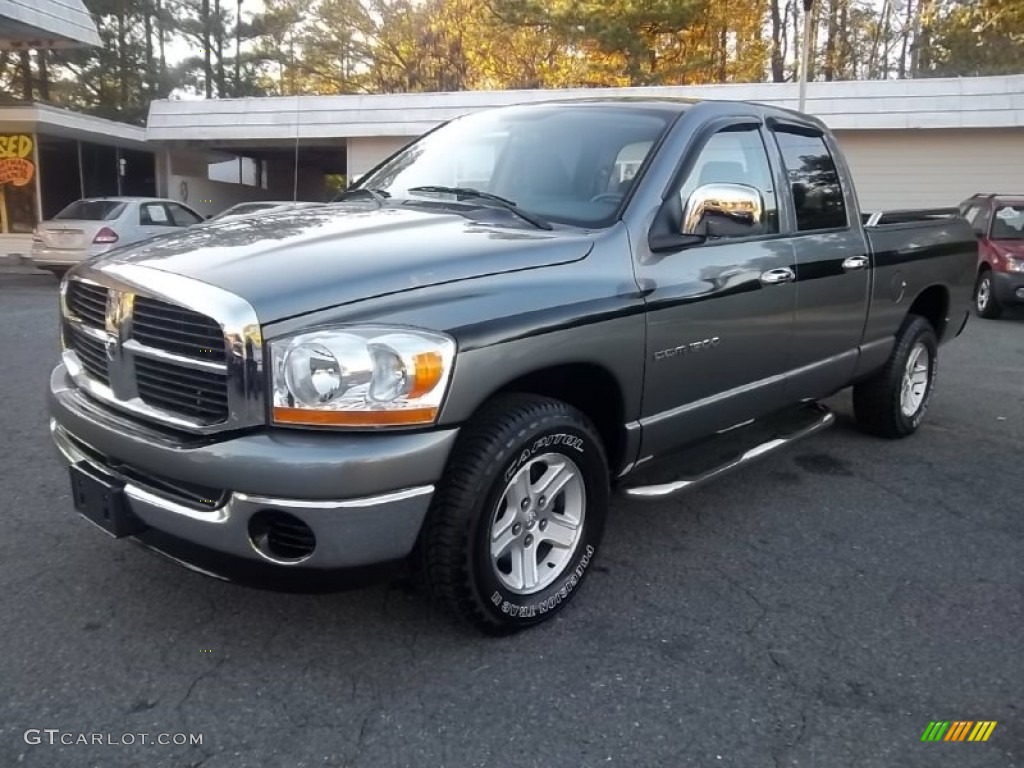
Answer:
270 326 455 427
1005 255 1024 274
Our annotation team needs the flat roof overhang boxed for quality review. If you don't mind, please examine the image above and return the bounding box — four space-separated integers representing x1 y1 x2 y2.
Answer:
0 104 148 150
0 0 102 50
146 74 1024 145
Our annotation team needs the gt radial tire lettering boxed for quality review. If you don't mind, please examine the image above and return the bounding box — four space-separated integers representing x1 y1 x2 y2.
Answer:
503 433 585 482
491 544 595 618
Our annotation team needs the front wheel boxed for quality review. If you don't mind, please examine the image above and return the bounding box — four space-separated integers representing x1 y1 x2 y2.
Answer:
975 270 1003 319
419 394 609 634
853 315 938 439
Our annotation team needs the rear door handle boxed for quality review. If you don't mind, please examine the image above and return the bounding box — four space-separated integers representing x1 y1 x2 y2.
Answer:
842 255 870 271
760 267 796 286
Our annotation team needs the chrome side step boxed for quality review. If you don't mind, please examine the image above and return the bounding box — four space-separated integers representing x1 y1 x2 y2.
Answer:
620 403 835 500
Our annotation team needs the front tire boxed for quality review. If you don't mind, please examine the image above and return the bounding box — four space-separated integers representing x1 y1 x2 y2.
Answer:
853 315 938 439
975 269 1003 319
420 394 609 634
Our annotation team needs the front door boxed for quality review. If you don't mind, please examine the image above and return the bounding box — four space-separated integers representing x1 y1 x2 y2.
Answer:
635 123 796 459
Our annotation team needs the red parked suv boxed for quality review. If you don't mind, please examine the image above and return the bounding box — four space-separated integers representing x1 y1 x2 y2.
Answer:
960 194 1024 318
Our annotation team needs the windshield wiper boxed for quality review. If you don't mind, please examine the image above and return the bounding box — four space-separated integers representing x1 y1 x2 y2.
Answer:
332 187 391 207
406 185 553 230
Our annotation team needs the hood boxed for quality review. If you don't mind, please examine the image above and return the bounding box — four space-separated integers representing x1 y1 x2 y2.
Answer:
89 205 593 321
991 239 1024 258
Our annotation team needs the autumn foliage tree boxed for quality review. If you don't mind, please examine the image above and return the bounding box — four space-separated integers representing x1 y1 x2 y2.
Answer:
4 0 1024 121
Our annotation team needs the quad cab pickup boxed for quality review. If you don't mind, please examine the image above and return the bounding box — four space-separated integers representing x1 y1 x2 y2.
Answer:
48 99 975 633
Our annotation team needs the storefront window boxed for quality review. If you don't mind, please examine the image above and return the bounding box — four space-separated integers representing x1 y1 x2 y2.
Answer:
0 134 38 233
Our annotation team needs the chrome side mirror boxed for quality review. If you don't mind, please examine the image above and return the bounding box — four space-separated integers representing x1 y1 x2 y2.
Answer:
681 183 764 237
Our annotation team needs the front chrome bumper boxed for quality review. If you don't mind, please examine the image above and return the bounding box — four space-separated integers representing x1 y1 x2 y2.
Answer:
49 362 458 570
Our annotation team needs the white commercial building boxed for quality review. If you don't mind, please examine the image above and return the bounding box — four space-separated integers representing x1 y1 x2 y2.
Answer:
0 0 101 49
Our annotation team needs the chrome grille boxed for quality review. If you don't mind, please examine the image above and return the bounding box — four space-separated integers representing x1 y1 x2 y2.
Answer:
133 297 227 363
67 324 109 385
59 267 262 434
135 356 229 422
66 281 107 329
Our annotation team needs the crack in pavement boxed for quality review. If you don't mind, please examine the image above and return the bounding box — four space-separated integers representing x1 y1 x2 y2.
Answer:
177 657 227 713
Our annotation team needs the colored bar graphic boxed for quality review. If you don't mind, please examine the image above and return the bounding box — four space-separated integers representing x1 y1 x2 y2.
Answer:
970 722 997 742
921 720 996 742
945 721 972 741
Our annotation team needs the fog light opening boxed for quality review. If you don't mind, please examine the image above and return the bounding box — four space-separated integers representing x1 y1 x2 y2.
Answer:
248 510 316 564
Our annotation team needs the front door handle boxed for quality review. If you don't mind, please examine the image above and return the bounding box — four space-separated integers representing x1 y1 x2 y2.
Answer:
842 255 870 271
760 267 796 286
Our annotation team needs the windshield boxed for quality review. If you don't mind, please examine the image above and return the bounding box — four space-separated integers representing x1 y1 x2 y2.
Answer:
354 104 676 227
54 200 125 221
991 205 1024 240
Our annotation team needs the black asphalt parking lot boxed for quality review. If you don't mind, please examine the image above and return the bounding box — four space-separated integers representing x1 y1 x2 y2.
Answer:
1 270 1021 768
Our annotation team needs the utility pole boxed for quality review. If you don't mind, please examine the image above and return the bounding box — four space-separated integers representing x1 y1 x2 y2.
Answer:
798 0 814 113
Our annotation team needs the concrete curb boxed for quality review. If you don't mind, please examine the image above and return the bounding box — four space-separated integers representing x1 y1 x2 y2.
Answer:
0 255 48 276
0 266 50 276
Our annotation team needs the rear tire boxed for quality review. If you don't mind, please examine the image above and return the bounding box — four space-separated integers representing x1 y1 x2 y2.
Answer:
853 315 938 439
975 269 1003 319
419 394 608 634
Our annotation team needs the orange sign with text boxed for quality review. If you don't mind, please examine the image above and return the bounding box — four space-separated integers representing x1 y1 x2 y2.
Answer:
0 135 35 187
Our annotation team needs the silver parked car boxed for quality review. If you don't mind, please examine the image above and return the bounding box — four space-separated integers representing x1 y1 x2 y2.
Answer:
31 197 205 275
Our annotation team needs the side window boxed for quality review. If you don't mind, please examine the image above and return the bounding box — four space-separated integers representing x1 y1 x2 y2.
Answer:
773 129 848 232
677 127 779 236
140 202 171 226
964 205 989 236
167 203 203 227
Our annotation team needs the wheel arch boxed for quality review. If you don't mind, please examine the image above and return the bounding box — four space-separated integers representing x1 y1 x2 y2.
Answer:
906 284 950 341
471 362 629 475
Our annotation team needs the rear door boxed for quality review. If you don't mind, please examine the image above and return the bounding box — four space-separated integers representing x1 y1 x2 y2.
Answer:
634 121 797 457
136 201 179 242
771 125 871 401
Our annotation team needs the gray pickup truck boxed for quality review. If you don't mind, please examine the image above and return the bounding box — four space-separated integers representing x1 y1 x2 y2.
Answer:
49 99 975 633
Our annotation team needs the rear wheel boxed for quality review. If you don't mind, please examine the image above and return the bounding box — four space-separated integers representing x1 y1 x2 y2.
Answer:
853 315 938 439
419 394 608 634
975 269 1003 319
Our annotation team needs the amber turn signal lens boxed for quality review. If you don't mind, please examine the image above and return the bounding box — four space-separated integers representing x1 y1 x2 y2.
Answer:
407 351 445 399
273 406 438 427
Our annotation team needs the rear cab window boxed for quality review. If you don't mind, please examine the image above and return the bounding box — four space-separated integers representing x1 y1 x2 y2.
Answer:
772 129 848 232
54 200 126 221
